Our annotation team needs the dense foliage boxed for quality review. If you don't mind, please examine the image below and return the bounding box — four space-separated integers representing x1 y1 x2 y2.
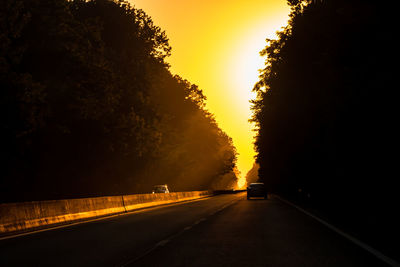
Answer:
252 0 397 256
0 0 237 202
245 162 259 185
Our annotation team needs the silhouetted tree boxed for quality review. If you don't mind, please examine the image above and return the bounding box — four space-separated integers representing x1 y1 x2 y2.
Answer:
1 0 237 202
245 163 259 185
252 0 398 257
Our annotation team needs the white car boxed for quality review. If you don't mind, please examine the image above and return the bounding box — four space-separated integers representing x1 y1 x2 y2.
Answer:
152 184 170 194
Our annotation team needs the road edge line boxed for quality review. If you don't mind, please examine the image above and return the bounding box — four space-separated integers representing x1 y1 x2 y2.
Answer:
0 195 213 241
275 195 400 267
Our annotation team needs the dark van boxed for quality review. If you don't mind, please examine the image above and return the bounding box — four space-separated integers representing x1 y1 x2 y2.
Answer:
247 183 267 199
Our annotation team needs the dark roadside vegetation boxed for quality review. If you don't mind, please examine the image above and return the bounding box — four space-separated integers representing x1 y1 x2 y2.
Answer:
251 0 398 261
0 0 238 203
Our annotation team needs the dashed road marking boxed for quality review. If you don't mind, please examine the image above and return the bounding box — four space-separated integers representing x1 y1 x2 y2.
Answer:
120 195 244 266
193 218 206 225
155 239 169 247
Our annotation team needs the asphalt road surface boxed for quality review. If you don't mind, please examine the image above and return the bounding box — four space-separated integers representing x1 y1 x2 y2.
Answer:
0 193 390 267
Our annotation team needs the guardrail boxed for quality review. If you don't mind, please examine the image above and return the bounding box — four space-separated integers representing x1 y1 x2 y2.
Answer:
0 191 211 236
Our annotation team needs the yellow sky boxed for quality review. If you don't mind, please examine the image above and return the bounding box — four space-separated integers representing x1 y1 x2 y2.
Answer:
129 0 290 187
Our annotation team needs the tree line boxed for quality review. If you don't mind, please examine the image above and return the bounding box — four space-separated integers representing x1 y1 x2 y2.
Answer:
0 0 238 202
252 0 398 258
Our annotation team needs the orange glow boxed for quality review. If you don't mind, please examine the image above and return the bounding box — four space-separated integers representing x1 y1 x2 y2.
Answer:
130 0 290 187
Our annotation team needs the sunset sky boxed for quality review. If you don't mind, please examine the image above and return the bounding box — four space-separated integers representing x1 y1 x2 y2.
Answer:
130 0 291 187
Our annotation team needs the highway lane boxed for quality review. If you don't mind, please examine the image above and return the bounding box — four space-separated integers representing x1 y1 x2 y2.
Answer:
0 193 391 267
0 194 242 267
133 194 389 267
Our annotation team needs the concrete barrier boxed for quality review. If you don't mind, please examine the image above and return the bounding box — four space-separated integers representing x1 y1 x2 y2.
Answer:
0 191 211 235
123 191 211 211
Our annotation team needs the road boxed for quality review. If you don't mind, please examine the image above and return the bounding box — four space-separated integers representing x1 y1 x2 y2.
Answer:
0 193 389 267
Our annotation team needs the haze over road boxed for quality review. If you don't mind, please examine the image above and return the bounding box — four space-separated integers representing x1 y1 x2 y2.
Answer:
0 193 388 267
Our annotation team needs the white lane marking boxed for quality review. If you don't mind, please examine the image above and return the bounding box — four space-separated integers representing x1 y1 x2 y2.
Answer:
193 218 206 225
208 194 244 217
215 198 242 213
276 195 400 267
119 215 209 266
120 195 244 266
155 239 169 247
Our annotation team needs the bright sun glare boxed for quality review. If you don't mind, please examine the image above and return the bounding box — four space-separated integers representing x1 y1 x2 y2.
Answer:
232 37 265 97
227 27 280 189
130 0 290 189
230 50 261 189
